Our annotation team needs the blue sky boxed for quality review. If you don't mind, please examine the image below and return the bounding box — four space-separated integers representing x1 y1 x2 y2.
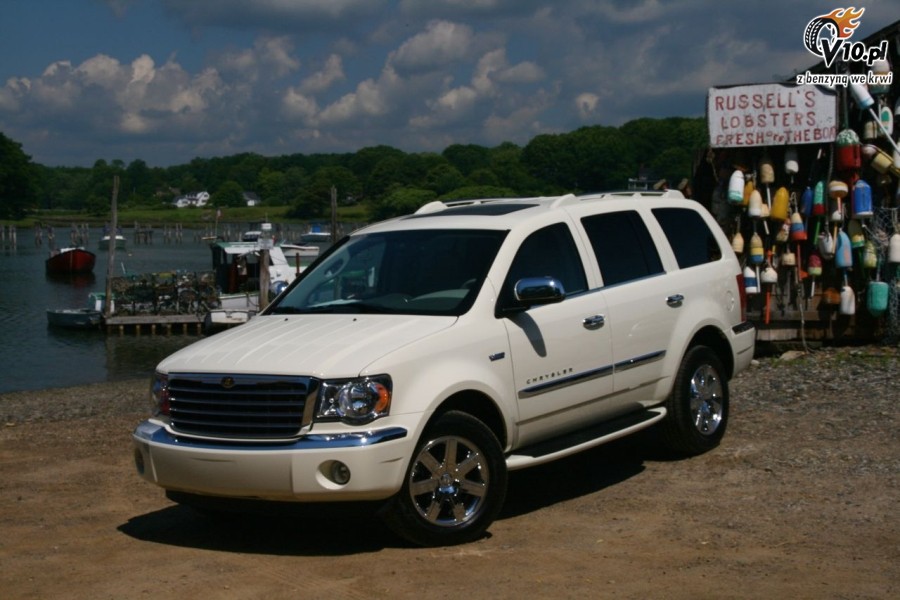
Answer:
0 1 895 167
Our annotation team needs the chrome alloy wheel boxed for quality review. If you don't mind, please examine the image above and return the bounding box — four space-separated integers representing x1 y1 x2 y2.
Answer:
407 435 489 528
689 363 724 436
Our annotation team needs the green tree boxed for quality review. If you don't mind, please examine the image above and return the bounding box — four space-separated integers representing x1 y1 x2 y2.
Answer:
0 132 38 219
257 168 287 205
371 187 437 220
443 144 490 176
214 180 245 207
290 166 359 218
424 163 466 195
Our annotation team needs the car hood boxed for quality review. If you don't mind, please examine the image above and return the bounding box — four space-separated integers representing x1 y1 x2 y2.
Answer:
157 314 457 377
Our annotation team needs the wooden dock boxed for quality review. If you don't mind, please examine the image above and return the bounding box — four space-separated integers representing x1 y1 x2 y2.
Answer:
104 314 204 335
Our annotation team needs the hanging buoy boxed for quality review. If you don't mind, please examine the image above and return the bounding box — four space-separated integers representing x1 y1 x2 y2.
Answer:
852 179 873 219
759 155 775 185
818 230 835 260
761 263 778 283
862 144 900 177
748 189 763 217
784 147 799 176
771 186 790 221
749 232 765 264
862 240 878 269
776 219 790 243
870 58 891 96
848 219 865 248
835 229 853 268
849 82 874 110
812 180 826 216
879 103 894 138
828 180 848 223
728 170 745 204
742 179 754 206
732 231 744 254
889 233 900 263
800 186 813 218
790 212 807 241
840 284 856 315
808 252 822 298
863 119 880 141
781 248 796 267
868 281 889 317
835 129 861 172
743 265 758 294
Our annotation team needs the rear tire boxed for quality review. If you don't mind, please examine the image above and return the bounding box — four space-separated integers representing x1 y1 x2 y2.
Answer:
382 411 507 546
661 345 729 455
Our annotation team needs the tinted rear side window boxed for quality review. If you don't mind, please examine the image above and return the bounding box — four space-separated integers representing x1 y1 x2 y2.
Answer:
581 211 663 286
652 208 722 268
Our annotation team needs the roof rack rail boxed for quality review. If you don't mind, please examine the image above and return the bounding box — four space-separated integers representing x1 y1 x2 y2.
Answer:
579 189 686 201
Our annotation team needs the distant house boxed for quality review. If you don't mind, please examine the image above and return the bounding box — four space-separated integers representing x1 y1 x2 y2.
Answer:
173 191 210 208
243 192 261 207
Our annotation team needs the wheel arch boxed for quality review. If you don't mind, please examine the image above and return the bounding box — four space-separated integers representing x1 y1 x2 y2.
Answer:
685 325 734 380
426 390 508 450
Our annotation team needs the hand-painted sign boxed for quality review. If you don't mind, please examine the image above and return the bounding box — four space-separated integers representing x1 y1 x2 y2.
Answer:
707 83 837 148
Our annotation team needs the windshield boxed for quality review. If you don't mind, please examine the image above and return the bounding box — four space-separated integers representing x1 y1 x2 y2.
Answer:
268 229 507 316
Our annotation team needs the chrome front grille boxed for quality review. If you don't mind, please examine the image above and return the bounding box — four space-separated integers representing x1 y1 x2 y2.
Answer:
167 373 315 439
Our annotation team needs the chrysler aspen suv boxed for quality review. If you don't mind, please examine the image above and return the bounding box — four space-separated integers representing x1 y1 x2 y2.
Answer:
133 190 755 546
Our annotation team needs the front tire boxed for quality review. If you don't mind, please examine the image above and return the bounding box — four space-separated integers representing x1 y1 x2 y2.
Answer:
382 411 507 546
661 345 729 455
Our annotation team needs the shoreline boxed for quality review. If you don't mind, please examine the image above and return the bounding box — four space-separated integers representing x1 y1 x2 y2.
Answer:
1 378 149 426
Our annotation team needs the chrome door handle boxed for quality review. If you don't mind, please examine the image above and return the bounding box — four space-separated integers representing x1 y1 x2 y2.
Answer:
583 315 605 330
666 294 684 307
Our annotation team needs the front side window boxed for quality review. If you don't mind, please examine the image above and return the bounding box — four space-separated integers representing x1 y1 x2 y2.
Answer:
499 223 587 307
581 211 663 287
268 229 507 316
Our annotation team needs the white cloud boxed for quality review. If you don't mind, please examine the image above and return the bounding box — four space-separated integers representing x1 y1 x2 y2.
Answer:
575 93 600 119
0 0 835 166
390 20 476 72
299 54 345 94
318 66 398 125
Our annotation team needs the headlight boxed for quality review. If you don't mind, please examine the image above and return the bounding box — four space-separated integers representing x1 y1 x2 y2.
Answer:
316 376 392 424
150 372 170 417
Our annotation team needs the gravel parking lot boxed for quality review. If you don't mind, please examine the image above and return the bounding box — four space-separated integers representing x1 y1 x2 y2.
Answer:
1 344 897 599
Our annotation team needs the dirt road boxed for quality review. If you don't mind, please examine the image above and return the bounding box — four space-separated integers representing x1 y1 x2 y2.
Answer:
1 346 897 599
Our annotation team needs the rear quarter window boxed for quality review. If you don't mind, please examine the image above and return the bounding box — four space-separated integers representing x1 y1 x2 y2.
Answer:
651 207 722 269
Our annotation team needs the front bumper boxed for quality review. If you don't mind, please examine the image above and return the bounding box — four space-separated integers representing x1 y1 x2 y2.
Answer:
132 419 413 502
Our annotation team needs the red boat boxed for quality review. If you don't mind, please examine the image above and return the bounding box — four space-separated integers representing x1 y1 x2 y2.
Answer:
45 247 97 275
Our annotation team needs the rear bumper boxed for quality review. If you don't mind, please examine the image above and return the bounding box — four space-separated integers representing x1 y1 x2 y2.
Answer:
731 320 756 376
132 419 414 502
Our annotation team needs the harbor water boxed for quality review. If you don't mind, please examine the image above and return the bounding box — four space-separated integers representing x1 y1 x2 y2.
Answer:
0 228 214 394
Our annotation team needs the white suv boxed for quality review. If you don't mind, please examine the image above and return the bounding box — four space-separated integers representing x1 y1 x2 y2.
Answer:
133 190 755 546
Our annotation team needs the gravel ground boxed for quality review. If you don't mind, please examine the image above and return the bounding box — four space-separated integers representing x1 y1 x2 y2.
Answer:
0 343 897 599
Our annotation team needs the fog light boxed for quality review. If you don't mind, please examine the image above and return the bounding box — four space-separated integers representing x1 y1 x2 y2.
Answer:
331 461 351 485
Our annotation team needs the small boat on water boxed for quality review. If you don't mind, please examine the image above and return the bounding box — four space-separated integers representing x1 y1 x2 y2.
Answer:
210 240 299 310
45 247 96 275
99 228 127 250
203 308 257 333
46 292 106 329
278 243 320 270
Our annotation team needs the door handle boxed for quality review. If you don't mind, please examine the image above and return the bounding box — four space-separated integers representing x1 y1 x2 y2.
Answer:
583 315 605 330
666 294 684 307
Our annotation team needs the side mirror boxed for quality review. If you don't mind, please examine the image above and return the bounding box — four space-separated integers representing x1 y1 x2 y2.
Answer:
514 276 565 306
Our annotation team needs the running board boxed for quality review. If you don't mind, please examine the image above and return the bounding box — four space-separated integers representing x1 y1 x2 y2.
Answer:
506 407 667 471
